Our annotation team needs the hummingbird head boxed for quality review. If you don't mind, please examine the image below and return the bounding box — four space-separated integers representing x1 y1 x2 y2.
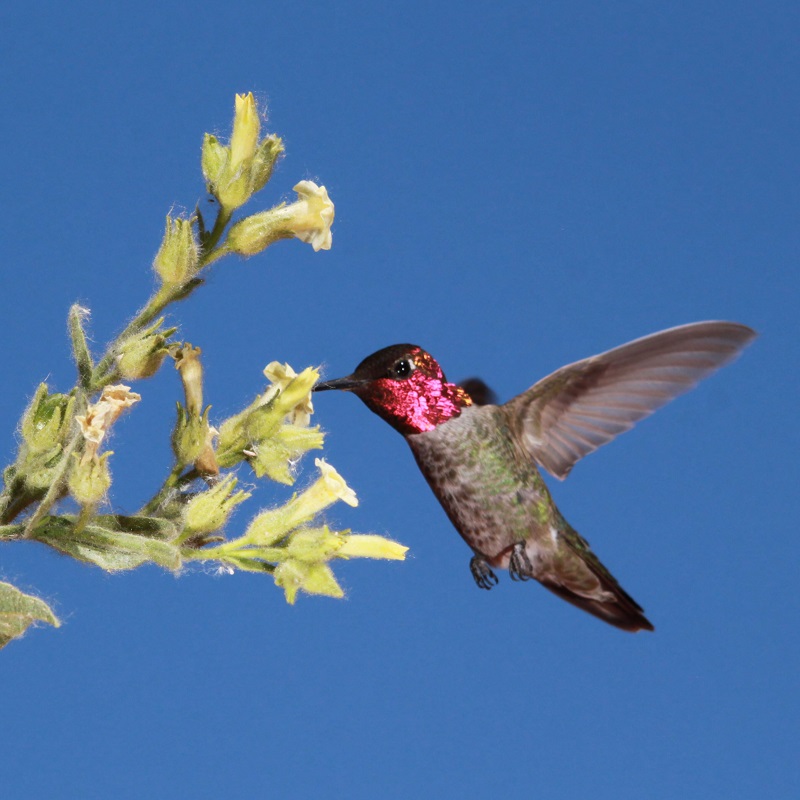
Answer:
315 344 473 435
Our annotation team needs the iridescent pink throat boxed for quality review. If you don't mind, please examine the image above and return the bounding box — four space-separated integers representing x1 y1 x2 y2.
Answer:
356 354 473 436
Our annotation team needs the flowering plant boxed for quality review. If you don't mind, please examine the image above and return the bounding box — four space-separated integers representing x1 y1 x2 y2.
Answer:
0 94 406 650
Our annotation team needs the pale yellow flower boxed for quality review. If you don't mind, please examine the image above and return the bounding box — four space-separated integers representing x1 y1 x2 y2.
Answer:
289 181 334 251
244 458 357 543
226 181 334 255
261 361 314 426
336 534 408 560
314 458 358 507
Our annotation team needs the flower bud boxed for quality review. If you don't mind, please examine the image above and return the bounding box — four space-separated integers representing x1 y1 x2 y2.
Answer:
68 452 112 506
229 92 260 171
227 181 334 256
201 133 228 186
172 403 212 467
21 384 75 452
183 475 250 537
211 93 266 210
117 319 175 380
153 216 200 286
250 134 284 194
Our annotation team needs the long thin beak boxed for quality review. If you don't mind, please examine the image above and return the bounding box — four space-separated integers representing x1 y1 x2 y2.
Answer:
314 375 366 392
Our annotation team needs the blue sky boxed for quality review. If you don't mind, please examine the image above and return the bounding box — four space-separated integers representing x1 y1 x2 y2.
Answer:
1 2 798 798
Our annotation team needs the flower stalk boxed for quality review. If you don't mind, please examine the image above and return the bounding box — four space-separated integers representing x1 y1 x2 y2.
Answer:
0 92 405 650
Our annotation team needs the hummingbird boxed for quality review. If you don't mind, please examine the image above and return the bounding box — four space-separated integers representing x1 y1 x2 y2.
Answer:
315 321 755 632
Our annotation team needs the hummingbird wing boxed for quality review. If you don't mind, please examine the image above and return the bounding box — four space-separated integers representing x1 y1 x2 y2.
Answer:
506 321 756 480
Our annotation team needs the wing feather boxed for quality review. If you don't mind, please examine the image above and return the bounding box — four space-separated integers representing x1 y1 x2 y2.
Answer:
506 321 756 479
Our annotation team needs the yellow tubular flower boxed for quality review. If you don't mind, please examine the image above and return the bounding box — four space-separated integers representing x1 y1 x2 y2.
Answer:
245 459 357 544
226 181 335 256
335 535 409 561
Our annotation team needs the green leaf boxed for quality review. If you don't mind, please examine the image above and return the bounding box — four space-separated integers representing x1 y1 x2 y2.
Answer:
94 514 179 541
34 516 181 571
0 581 60 650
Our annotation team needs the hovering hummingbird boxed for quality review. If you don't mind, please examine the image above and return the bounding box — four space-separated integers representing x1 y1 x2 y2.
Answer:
315 322 755 632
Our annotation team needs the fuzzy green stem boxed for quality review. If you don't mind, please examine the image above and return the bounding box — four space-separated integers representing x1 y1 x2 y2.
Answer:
182 540 280 570
91 284 177 388
0 486 43 525
141 465 201 515
90 206 232 393
203 206 232 253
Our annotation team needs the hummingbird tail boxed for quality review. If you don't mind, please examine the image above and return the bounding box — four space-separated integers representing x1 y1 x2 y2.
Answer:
540 525 656 632
541 579 654 632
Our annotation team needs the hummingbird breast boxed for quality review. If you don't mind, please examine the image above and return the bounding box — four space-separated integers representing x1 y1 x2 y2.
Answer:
406 405 555 565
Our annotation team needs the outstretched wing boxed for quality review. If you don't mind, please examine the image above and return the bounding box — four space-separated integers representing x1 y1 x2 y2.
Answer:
505 321 756 480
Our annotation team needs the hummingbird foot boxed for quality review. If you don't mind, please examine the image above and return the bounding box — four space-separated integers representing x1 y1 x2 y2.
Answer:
508 542 534 582
470 554 499 590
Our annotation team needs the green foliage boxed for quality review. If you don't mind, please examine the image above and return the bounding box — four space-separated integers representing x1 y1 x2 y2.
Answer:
0 581 59 651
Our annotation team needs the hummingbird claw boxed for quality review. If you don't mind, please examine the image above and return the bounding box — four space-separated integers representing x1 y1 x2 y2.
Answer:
470 555 499 590
509 542 534 582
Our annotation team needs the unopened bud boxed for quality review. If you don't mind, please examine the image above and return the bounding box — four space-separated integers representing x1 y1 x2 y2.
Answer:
117 319 176 380
172 403 212 467
21 384 75 452
250 134 284 194
153 216 199 286
201 133 228 187
183 475 250 537
68 452 112 506
212 93 268 210
229 92 260 171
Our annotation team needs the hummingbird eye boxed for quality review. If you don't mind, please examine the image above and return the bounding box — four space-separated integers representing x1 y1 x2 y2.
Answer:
391 358 415 379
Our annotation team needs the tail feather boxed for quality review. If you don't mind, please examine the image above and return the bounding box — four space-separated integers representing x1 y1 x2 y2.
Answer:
543 523 655 632
540 578 654 632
